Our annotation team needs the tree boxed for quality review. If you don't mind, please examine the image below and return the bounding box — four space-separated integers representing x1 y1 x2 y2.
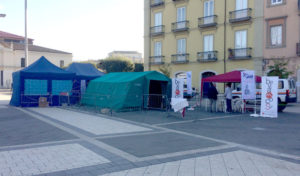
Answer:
267 60 293 79
158 64 171 78
134 63 144 72
97 57 134 73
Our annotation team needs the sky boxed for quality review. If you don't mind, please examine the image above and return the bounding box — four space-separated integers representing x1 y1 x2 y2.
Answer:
0 0 144 61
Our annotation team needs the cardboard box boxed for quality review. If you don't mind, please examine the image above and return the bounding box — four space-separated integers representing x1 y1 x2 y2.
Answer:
39 97 49 107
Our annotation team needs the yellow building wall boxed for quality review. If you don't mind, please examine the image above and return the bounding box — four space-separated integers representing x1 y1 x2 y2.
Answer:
146 0 262 92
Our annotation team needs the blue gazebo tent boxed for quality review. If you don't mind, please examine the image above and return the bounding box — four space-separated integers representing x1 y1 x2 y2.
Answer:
10 56 75 107
65 63 104 104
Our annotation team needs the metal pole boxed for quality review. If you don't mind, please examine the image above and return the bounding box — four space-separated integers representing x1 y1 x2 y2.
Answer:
25 0 29 67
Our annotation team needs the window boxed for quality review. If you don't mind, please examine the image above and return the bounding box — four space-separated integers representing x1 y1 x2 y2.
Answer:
154 41 162 63
204 0 214 24
21 58 26 68
154 12 162 33
235 30 247 56
236 0 248 18
204 35 213 52
177 7 186 28
177 38 186 61
270 25 282 46
60 60 64 68
271 0 282 5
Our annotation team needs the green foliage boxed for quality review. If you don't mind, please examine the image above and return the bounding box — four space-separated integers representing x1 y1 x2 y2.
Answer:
267 60 293 79
134 63 144 72
97 57 134 73
158 64 171 78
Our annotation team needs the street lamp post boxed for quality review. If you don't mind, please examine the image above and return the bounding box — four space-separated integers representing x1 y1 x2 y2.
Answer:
25 0 28 67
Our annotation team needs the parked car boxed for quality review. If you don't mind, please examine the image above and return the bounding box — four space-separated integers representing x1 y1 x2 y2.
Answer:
232 78 297 112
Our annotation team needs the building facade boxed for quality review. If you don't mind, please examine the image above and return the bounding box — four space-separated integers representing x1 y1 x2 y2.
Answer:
108 51 144 63
0 31 72 89
263 0 300 78
144 0 264 91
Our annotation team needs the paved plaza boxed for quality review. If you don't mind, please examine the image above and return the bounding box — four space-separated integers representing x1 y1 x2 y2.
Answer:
0 91 300 176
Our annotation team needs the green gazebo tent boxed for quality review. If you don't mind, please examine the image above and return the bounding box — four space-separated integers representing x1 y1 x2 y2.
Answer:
81 71 171 111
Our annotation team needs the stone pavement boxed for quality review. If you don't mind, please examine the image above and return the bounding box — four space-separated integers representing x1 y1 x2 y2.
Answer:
0 92 300 176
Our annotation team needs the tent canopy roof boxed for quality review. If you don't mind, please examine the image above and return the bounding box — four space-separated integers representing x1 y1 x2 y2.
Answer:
92 71 170 83
202 70 262 83
66 63 104 80
20 56 75 79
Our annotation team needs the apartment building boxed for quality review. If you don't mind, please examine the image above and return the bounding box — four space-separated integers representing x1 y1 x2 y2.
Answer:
144 0 264 91
108 51 144 63
0 31 72 89
263 0 300 78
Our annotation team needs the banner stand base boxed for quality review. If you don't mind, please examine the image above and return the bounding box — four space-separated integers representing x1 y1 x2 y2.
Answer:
250 114 260 117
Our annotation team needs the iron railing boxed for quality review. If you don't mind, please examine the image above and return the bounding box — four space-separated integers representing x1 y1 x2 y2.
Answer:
150 0 164 8
150 25 165 36
198 15 218 28
228 48 252 60
197 51 218 62
149 56 165 65
171 53 189 64
172 21 189 32
229 8 252 23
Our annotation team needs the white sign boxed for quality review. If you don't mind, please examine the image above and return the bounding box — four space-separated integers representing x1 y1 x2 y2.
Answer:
80 80 86 95
172 78 184 98
241 70 256 100
186 71 192 95
260 76 278 118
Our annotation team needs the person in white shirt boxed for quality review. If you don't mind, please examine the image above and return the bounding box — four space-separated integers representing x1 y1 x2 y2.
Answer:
224 83 232 112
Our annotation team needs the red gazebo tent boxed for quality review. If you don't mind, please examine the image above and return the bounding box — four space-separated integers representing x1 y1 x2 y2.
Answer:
201 70 261 96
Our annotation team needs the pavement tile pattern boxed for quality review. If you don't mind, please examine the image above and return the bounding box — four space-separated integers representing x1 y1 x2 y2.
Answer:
0 143 110 176
0 90 299 176
101 151 300 176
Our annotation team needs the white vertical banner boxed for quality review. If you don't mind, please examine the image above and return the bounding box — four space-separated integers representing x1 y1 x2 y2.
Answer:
241 70 256 100
80 80 86 95
172 78 184 98
260 76 279 118
186 71 192 95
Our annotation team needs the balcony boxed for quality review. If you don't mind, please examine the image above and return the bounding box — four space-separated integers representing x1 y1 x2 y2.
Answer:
228 48 252 60
229 8 252 23
197 51 218 62
198 15 218 29
297 43 300 56
172 21 189 33
172 0 188 2
149 56 165 65
171 53 189 64
150 0 164 8
150 25 165 36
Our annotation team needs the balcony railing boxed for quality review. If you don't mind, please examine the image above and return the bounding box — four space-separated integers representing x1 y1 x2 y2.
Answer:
297 43 300 56
229 8 252 23
172 21 189 32
149 56 165 65
198 15 218 28
172 0 187 2
150 0 164 8
171 53 189 64
197 51 218 62
228 48 252 60
150 25 165 36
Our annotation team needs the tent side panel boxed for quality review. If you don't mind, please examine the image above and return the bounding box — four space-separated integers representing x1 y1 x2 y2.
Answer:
9 72 21 106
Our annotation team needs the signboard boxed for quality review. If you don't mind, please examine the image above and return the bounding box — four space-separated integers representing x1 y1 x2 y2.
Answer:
186 71 192 95
172 78 184 98
260 76 278 118
241 70 256 100
80 80 86 95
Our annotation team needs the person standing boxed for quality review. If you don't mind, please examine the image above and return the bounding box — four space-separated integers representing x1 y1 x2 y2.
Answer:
224 83 232 113
208 83 218 112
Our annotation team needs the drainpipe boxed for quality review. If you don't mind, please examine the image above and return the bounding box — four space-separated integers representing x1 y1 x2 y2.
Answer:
224 0 227 74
